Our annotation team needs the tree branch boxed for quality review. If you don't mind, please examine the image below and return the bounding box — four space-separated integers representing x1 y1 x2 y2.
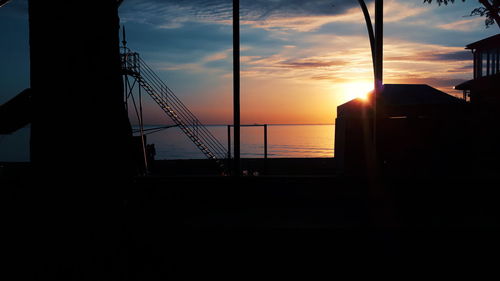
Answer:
478 0 500 29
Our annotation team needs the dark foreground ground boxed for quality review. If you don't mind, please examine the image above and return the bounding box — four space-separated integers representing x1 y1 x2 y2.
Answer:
3 159 500 279
149 157 338 176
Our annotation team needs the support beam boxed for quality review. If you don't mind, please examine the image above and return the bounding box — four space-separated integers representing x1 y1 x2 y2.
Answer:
227 125 232 159
233 0 241 176
264 124 268 159
375 0 383 91
374 0 383 151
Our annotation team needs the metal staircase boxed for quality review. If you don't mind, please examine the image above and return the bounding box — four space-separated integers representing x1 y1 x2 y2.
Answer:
122 49 228 172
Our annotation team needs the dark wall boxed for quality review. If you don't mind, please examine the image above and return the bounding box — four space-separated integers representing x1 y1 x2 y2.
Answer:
0 88 31 134
28 0 133 182
26 2 134 278
335 97 480 179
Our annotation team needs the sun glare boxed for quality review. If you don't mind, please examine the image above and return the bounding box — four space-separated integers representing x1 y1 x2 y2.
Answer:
341 82 374 102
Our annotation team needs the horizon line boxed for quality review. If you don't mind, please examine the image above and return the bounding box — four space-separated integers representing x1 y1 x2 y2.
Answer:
136 123 336 127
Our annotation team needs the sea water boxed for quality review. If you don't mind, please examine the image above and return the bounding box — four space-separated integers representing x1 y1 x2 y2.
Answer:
144 124 334 159
0 125 335 161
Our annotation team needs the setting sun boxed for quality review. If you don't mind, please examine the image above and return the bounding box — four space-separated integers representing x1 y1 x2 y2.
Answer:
341 82 374 102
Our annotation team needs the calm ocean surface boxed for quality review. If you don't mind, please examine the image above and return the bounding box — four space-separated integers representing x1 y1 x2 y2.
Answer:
144 124 335 159
0 125 334 161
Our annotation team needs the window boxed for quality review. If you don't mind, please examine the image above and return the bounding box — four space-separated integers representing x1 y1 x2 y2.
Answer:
491 50 496 75
494 48 500 75
476 48 500 78
482 51 488 77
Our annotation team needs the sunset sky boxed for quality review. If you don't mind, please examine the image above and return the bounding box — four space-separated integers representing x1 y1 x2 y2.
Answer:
0 0 498 125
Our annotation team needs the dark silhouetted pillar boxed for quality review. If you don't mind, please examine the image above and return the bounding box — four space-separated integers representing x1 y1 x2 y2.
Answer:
29 0 133 182
375 0 383 92
28 1 132 278
374 0 383 155
233 0 241 176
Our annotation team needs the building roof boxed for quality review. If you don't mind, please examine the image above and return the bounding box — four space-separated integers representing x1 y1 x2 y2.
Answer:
454 72 500 91
379 84 464 106
337 84 465 118
465 34 500 50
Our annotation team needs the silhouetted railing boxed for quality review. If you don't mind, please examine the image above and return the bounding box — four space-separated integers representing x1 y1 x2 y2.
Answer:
122 50 227 171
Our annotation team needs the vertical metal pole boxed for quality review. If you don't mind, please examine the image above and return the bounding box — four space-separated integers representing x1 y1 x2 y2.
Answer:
375 0 383 100
122 25 127 49
227 125 232 159
264 124 268 159
357 0 376 78
374 0 383 153
373 0 396 228
124 75 128 110
233 0 241 176
138 78 148 174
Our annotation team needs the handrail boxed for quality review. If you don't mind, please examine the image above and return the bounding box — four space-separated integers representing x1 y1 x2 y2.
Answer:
122 50 228 166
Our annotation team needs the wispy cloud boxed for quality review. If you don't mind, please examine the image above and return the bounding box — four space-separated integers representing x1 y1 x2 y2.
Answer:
234 36 473 90
278 58 347 69
121 0 430 33
381 0 429 23
437 17 483 31
203 49 231 62
120 0 358 29
431 51 471 61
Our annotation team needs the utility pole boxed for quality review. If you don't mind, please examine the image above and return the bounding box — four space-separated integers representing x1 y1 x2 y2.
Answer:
233 0 241 176
374 0 383 159
357 0 382 134
357 0 382 166
357 0 393 227
375 0 383 95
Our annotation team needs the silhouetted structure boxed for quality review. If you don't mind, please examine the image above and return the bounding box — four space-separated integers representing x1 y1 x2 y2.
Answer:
3 5 500 276
121 47 228 172
455 34 500 105
0 88 31 134
335 84 468 178
336 34 500 179
233 0 242 176
28 0 134 182
22 2 134 279
454 34 500 177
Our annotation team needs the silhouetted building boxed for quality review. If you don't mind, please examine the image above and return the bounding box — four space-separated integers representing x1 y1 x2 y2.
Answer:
455 34 500 105
336 34 500 179
454 34 500 177
335 84 468 178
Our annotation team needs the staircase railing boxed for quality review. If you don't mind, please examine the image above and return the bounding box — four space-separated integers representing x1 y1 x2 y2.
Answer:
122 50 228 171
